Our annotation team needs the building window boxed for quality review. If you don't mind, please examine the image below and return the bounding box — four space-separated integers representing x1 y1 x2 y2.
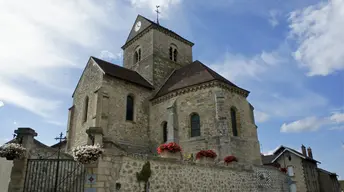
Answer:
190 113 200 137
126 95 134 121
134 47 141 63
231 107 238 136
162 121 168 143
288 166 294 176
83 96 89 122
169 44 178 62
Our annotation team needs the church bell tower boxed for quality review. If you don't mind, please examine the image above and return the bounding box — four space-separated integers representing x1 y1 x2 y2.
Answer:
121 14 194 88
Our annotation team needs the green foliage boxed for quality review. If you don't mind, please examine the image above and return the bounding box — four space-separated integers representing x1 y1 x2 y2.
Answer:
136 161 151 183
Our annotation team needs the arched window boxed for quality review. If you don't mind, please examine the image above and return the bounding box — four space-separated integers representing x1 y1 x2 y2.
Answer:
134 47 141 63
173 49 178 62
83 96 89 122
231 108 238 136
162 121 168 143
126 95 134 121
190 113 200 137
169 47 173 60
169 44 178 62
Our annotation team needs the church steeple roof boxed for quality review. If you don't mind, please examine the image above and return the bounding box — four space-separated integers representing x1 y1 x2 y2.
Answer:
153 60 249 98
122 15 194 49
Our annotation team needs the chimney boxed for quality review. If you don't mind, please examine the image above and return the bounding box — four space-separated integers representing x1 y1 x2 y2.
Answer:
307 147 313 159
301 145 307 157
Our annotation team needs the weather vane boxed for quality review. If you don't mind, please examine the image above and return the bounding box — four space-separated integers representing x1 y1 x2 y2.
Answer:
155 5 160 25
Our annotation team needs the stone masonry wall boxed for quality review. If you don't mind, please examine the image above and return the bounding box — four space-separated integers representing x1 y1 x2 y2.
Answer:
123 30 154 84
102 76 153 147
302 160 320 192
150 83 261 164
111 155 289 192
71 58 104 150
276 151 308 192
152 29 193 88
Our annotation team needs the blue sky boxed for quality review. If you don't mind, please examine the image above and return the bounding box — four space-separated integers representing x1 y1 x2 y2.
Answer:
0 0 343 178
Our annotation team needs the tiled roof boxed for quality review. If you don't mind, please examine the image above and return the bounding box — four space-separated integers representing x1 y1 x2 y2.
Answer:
153 60 248 98
91 57 154 90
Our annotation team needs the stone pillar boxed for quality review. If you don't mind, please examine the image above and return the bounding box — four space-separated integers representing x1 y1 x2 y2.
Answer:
94 88 110 135
167 100 178 143
214 91 232 160
86 127 104 146
84 127 108 192
7 128 37 192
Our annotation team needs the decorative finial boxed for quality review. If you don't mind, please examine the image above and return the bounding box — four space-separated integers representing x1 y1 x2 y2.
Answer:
155 5 160 25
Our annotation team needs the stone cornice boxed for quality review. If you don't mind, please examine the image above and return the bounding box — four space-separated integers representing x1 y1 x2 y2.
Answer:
151 80 250 105
122 25 194 50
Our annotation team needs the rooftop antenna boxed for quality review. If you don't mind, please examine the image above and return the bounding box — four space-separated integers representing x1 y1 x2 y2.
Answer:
155 5 160 25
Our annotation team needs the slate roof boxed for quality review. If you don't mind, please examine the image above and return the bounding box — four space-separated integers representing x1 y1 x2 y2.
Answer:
153 60 249 98
261 154 277 165
91 57 154 90
261 145 320 165
317 168 337 176
124 15 194 47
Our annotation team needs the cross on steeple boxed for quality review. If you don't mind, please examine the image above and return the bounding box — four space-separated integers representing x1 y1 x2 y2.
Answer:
155 5 160 25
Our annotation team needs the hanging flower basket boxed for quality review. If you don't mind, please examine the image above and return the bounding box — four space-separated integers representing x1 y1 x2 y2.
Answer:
0 143 26 160
72 144 104 164
224 155 238 165
157 142 182 159
196 150 217 164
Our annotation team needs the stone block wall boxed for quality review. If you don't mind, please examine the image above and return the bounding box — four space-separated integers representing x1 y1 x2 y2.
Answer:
102 76 152 147
150 83 261 164
275 151 308 192
123 30 154 84
70 58 104 150
109 155 289 192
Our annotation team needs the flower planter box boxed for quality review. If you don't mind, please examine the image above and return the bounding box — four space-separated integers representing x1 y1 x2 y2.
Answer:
196 157 215 164
159 150 181 159
72 144 104 164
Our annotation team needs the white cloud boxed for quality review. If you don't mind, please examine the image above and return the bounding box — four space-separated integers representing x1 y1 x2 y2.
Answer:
289 0 344 76
255 111 270 123
280 112 344 133
99 50 123 62
0 101 4 108
330 112 344 123
45 120 65 127
268 10 280 27
209 51 283 82
262 146 280 155
128 0 181 18
281 116 325 133
0 0 157 117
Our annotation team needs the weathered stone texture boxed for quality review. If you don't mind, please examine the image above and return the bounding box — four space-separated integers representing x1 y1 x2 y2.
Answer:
302 160 320 192
150 84 261 164
152 30 192 87
275 151 308 192
123 30 154 83
102 76 152 146
71 59 104 150
114 155 289 192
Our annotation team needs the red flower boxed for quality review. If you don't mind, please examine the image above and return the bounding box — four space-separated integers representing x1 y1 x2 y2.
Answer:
157 142 182 154
280 167 287 173
196 150 217 159
224 155 238 163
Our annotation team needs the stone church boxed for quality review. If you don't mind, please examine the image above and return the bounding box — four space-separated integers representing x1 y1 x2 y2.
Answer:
3 15 289 192
67 14 262 165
